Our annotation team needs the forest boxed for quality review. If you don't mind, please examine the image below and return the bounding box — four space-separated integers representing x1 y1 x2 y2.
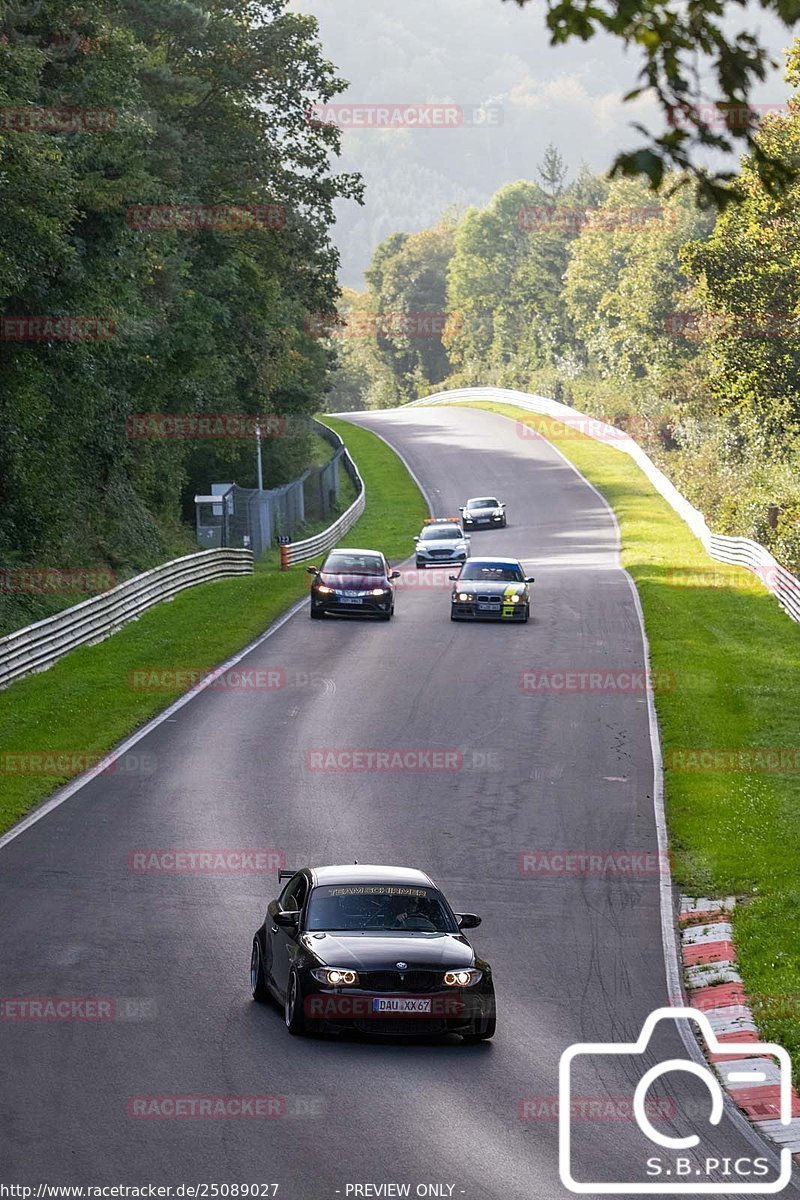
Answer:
327 58 800 574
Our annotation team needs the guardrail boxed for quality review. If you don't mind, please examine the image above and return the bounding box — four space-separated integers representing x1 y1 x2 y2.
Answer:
0 548 254 690
409 386 800 625
279 425 365 568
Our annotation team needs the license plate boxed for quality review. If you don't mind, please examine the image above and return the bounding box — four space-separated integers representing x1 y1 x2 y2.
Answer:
372 997 432 1014
340 596 363 604
477 601 501 611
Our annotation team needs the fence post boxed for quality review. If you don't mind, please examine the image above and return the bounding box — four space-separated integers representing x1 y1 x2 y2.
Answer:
280 542 290 571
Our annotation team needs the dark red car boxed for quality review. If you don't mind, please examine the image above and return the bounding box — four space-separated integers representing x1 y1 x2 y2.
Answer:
307 547 400 620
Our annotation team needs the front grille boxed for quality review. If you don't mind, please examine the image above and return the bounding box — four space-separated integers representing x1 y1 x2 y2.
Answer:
476 594 501 604
361 969 439 992
355 1018 448 1036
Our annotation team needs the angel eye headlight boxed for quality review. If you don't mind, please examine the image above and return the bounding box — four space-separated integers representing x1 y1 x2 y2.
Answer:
443 969 482 987
457 592 473 602
311 967 359 987
508 594 520 603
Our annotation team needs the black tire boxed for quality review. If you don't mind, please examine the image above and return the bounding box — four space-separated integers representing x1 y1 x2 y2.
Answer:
450 610 461 621
521 605 530 624
415 560 424 569
310 607 323 620
500 517 507 528
284 969 307 1035
250 937 270 1003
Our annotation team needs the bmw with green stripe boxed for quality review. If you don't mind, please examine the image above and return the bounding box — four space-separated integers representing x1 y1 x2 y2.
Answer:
449 557 534 623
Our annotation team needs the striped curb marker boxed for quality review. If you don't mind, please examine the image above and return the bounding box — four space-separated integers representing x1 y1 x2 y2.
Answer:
680 895 800 1157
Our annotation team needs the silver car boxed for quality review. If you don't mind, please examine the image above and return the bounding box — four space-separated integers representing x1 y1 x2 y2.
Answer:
414 520 471 569
460 496 507 529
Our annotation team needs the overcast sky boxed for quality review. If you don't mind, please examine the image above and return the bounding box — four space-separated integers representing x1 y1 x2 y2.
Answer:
289 0 796 287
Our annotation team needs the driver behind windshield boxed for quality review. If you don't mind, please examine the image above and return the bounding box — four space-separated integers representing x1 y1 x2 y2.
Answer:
306 885 454 933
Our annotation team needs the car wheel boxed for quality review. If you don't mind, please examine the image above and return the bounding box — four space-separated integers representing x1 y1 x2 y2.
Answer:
450 610 461 622
250 937 270 1003
521 604 530 624
310 607 323 620
415 560 424 569
284 969 307 1035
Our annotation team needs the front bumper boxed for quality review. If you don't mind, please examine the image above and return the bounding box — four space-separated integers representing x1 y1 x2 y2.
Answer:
416 553 467 567
451 600 527 620
303 988 490 1035
312 593 392 616
463 516 504 527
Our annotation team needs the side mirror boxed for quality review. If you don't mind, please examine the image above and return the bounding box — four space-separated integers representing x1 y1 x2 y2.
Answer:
458 506 465 511
525 576 535 583
306 566 318 576
456 913 481 930
448 574 458 581
465 535 471 541
274 909 299 928
412 536 419 542
501 503 506 509
390 570 400 580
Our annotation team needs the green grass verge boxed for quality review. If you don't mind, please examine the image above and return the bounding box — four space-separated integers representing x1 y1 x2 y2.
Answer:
0 414 426 837
444 400 800 1075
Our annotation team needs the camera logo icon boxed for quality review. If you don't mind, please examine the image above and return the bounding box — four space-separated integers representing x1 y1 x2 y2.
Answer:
559 1007 793 1194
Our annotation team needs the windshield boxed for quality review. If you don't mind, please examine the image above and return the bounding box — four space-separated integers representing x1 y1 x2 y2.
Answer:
459 562 524 582
323 553 384 576
420 527 460 541
306 884 458 933
467 498 499 510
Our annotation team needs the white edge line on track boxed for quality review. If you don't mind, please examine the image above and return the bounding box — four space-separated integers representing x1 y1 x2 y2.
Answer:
335 413 436 520
417 401 794 1180
0 593 311 854
0 416 432 857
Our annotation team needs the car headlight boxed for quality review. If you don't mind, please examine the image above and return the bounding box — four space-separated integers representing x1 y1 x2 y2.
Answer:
508 594 520 603
443 969 483 987
370 587 389 595
316 584 335 594
457 592 474 602
311 967 359 987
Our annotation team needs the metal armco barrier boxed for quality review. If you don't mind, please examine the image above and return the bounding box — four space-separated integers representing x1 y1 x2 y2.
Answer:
0 548 254 690
408 387 800 625
280 426 365 569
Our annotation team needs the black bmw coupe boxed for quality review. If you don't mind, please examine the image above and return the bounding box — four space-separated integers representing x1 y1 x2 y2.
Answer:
250 864 496 1040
